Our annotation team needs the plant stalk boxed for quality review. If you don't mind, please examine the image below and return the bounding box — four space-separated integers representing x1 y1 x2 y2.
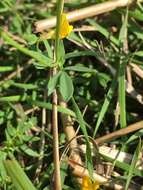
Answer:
52 0 64 190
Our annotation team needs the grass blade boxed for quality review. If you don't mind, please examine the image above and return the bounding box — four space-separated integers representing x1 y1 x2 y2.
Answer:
72 97 93 179
125 139 142 190
4 157 37 190
118 9 128 128
93 78 117 137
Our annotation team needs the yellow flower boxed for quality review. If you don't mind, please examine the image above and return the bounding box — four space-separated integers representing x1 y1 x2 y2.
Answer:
40 14 73 40
81 176 100 190
59 13 73 39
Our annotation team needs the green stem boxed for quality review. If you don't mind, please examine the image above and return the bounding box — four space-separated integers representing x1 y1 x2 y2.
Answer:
55 0 64 62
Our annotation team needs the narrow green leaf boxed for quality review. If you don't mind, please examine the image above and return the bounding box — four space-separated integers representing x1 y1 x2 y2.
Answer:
126 129 143 144
119 9 128 45
134 51 143 57
118 9 128 128
97 72 111 88
57 40 65 68
0 152 7 181
94 79 117 137
47 71 61 96
20 144 39 157
43 39 53 58
59 72 74 102
4 158 37 190
0 66 14 72
0 94 27 102
119 59 126 128
65 65 97 73
72 97 93 179
125 139 142 190
1 31 54 68
11 81 38 90
60 161 68 188
31 100 76 117
87 19 119 46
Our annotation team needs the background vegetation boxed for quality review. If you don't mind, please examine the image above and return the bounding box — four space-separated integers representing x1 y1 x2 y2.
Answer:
0 0 143 189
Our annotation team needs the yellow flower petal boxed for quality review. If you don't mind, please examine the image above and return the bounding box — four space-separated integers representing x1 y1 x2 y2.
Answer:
82 176 93 190
81 176 100 190
59 13 73 39
92 181 100 190
40 13 73 40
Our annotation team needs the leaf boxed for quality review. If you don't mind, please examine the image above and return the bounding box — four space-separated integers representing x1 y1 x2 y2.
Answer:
11 81 38 90
118 9 128 128
93 78 117 137
128 9 143 21
126 129 143 144
125 139 142 190
23 34 38 45
72 97 93 179
57 40 65 68
0 95 27 102
47 71 61 96
87 19 119 46
43 39 53 58
0 66 14 72
65 65 97 73
20 144 39 157
118 59 126 128
134 51 143 57
1 31 54 69
30 100 76 117
0 152 7 181
59 71 74 102
4 157 37 190
6 125 16 137
119 9 128 46
60 161 68 188
97 72 111 88
129 21 143 40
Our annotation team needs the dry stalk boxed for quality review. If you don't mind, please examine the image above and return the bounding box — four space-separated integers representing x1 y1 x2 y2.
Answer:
95 120 143 145
52 68 61 190
59 100 83 166
126 65 132 85
131 63 143 79
35 0 132 32
25 106 39 115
